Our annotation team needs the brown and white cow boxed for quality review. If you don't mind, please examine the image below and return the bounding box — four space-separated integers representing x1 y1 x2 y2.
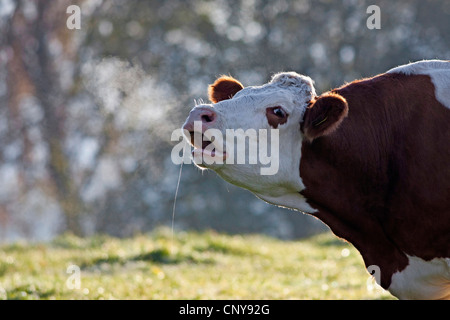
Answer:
182 60 450 299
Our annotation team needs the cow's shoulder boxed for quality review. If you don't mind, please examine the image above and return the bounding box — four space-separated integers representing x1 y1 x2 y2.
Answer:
387 60 450 110
387 59 450 76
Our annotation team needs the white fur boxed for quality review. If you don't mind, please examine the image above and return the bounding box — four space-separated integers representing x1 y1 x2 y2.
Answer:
387 60 450 109
389 255 450 300
193 72 316 211
255 192 317 214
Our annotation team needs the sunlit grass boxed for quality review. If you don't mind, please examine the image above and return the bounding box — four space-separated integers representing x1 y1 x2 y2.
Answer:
0 228 395 300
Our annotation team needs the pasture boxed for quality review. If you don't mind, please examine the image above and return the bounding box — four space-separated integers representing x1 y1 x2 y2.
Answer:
0 229 394 300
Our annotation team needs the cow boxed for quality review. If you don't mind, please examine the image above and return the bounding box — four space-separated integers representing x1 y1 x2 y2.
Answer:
182 60 450 300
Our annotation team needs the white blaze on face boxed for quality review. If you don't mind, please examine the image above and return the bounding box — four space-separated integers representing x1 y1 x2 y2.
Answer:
189 72 318 213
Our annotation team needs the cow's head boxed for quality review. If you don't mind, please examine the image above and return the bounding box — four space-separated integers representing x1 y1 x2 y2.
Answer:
183 72 348 204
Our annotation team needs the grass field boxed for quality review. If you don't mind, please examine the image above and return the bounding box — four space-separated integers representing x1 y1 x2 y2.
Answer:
0 228 395 300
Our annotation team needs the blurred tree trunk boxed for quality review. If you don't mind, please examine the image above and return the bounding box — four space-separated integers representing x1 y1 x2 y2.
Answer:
7 0 84 235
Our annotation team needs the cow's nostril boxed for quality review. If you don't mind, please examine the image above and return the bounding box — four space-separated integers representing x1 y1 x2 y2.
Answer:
201 114 214 123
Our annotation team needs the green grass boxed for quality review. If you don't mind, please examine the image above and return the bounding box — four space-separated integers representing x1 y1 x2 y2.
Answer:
0 229 395 300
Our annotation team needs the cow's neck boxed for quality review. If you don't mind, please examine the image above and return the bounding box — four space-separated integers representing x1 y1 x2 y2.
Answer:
298 75 417 289
300 136 409 288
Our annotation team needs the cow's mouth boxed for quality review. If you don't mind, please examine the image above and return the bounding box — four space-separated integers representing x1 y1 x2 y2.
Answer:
189 131 227 161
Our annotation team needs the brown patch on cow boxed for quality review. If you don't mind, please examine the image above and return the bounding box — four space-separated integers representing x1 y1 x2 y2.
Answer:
208 76 244 103
299 72 450 289
266 106 288 128
301 93 348 141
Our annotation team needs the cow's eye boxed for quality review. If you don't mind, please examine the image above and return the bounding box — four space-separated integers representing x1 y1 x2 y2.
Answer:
272 106 286 118
266 106 288 128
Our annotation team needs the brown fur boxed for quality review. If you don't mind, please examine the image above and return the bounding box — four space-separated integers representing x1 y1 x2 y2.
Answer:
208 76 244 103
300 73 450 288
302 93 349 142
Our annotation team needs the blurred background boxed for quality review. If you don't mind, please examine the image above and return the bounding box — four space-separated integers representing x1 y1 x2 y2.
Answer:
0 0 449 243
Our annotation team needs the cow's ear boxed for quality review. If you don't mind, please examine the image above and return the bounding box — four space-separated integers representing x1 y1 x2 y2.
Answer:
301 92 348 142
208 76 244 103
